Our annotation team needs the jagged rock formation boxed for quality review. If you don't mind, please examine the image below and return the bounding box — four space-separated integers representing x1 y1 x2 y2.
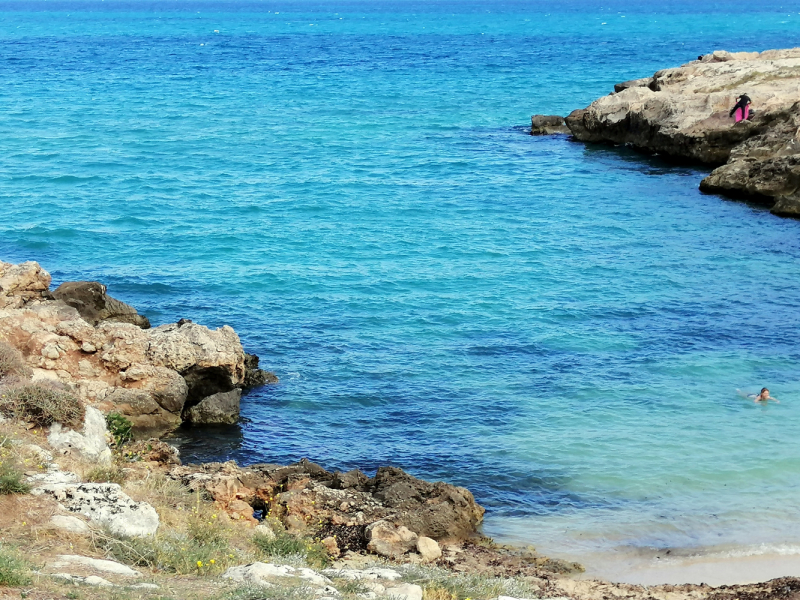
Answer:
564 48 800 216
0 260 277 431
169 459 486 555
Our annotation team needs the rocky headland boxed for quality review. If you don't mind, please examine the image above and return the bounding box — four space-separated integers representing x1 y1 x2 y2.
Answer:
535 48 800 217
0 260 276 432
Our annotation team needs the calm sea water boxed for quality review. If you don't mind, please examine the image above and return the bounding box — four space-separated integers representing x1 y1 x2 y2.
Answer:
3 0 800 570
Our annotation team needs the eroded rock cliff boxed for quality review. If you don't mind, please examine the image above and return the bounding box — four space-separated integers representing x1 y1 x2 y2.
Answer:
565 48 800 216
0 260 276 431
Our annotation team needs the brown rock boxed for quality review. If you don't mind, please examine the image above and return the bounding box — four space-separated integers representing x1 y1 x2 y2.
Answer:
53 281 150 329
530 115 570 135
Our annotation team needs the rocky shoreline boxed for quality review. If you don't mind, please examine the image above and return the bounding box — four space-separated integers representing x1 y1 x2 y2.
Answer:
3 258 800 599
533 48 800 217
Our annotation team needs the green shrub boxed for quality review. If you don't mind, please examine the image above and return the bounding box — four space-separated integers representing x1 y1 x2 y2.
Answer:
252 530 330 569
106 413 133 447
0 461 30 495
0 384 84 427
0 544 32 586
0 342 29 382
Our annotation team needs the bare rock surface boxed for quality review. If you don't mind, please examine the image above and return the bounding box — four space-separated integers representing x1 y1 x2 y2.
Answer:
222 562 332 588
49 555 142 577
33 481 159 537
50 515 91 534
565 48 800 216
48 406 113 465
0 260 276 431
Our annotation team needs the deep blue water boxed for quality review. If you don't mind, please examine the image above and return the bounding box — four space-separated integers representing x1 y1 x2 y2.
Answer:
2 0 800 564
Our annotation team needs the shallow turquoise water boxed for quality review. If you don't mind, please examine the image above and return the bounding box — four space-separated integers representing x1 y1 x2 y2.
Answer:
2 0 800 564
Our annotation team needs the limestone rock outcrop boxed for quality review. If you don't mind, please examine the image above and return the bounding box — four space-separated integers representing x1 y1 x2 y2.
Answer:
0 260 277 431
169 459 485 557
34 481 160 537
564 48 800 216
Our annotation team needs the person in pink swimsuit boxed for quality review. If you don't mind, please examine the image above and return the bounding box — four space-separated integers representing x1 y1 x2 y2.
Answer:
730 94 752 122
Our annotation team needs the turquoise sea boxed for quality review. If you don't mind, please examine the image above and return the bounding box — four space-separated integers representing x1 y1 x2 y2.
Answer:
3 0 800 574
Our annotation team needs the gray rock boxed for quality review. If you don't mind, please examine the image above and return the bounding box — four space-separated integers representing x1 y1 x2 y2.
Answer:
48 406 112 465
50 515 91 534
52 573 115 587
183 389 241 424
33 482 159 537
52 281 150 329
50 555 141 577
385 583 423 600
322 567 402 581
530 115 570 135
223 563 332 587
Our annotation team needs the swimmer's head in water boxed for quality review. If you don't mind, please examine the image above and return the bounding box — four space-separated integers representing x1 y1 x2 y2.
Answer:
761 387 769 395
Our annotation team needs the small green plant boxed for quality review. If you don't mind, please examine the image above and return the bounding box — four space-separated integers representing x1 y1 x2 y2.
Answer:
0 544 32 586
106 413 133 447
252 530 331 569
0 384 84 427
0 342 29 382
0 461 30 495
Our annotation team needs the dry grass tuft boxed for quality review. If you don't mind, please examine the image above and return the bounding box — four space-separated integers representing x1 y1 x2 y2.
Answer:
0 342 29 383
400 564 542 600
0 384 84 427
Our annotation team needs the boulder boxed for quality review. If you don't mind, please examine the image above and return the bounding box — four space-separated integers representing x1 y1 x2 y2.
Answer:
530 115 570 135
52 281 150 328
564 47 800 215
48 406 113 465
183 389 241 425
366 520 418 558
33 482 159 537
416 536 442 562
